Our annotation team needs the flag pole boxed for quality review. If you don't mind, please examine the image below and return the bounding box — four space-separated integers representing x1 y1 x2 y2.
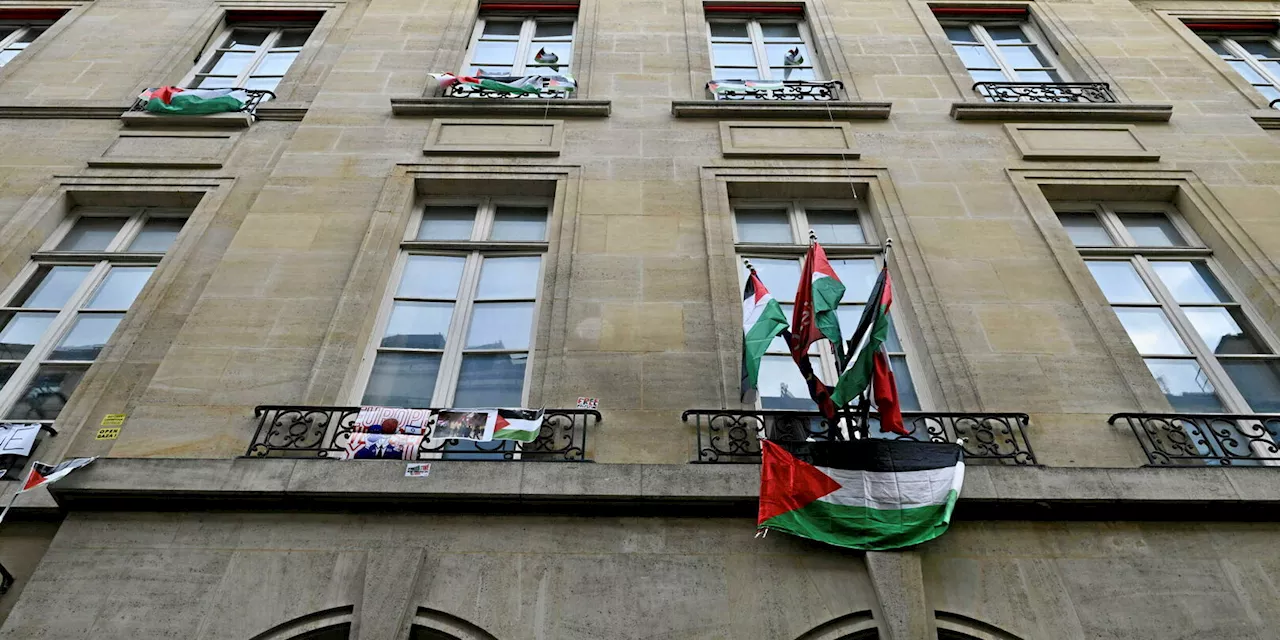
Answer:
860 237 893 440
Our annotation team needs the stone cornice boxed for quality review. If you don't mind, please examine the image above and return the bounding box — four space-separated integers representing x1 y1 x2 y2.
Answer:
40 458 1280 520
0 105 126 119
950 102 1174 123
390 97 611 117
671 100 892 119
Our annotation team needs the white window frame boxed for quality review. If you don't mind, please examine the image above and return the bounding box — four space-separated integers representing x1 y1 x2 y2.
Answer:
730 199 928 411
0 21 52 67
1058 201 1280 414
181 22 314 89
352 196 550 409
461 15 576 76
1197 32 1280 107
706 16 822 81
942 20 1069 83
0 208 186 424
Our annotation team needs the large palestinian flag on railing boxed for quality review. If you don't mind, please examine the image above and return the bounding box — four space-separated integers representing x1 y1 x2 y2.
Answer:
758 438 963 551
429 73 576 95
139 87 248 115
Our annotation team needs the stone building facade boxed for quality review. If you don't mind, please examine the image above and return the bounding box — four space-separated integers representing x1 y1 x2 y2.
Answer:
0 0 1277 636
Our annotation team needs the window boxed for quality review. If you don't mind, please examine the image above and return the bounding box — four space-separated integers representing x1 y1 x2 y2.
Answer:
359 198 548 411
1195 30 1280 106
0 10 61 67
707 17 819 81
733 200 919 412
1058 203 1280 413
941 20 1066 85
185 15 318 93
462 15 575 76
0 209 186 424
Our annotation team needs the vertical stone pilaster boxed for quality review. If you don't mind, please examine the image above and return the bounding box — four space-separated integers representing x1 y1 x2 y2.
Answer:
866 550 936 640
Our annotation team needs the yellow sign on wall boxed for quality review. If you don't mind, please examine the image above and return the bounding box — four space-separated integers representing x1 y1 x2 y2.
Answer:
95 427 120 440
100 414 126 427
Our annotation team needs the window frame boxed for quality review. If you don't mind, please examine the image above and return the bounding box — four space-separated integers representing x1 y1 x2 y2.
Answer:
352 196 551 410
0 208 185 424
0 21 51 67
941 19 1069 84
1196 32 1280 107
1056 201 1280 414
461 15 577 77
181 22 315 90
705 16 822 82
730 198 927 412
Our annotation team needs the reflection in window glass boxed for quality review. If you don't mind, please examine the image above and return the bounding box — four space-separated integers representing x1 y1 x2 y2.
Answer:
808 210 865 244
418 207 475 240
362 352 440 407
57 218 127 251
453 354 527 408
398 256 465 299
1085 261 1154 304
0 313 56 360
1120 213 1186 247
381 302 452 349
1221 361 1280 412
759 355 819 410
128 218 185 252
49 314 123 361
1144 359 1223 412
18 267 92 309
5 365 89 421
735 209 791 243
86 267 155 310
1057 212 1113 246
491 207 548 241
476 256 540 299
1150 262 1229 304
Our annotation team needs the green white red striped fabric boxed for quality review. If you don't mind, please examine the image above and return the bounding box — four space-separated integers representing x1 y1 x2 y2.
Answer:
741 269 789 400
138 87 247 115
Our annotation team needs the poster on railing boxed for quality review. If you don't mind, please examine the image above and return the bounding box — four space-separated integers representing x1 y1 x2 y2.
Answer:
354 406 433 435
339 433 425 460
432 410 497 441
0 423 40 457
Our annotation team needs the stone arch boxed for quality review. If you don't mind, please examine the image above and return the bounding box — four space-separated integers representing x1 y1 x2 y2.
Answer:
793 610 880 640
935 611 1026 640
247 605 355 640
407 607 501 640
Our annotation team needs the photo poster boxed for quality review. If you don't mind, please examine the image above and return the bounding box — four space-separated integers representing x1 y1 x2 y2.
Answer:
340 432 425 460
354 406 434 435
431 410 498 442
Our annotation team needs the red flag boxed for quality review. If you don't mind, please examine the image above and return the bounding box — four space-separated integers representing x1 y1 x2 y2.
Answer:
872 348 907 435
790 244 825 361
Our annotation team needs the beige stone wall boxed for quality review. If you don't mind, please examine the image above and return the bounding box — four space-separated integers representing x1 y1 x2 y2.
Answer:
0 0 1274 469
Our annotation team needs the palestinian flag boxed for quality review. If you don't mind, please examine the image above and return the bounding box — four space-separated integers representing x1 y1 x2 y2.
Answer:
709 79 786 95
20 457 95 492
741 268 789 402
429 73 576 96
758 439 963 551
493 408 545 442
139 87 248 115
832 267 906 434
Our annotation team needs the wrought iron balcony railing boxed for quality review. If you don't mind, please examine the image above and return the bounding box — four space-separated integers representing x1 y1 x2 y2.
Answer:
1110 413 1280 466
0 423 57 481
128 88 276 116
973 82 1118 103
1270 98 1280 110
246 406 597 461
445 82 572 99
707 79 843 101
683 409 1036 465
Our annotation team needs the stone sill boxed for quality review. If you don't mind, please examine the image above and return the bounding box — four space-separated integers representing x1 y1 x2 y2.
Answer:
390 97 611 117
671 100 892 119
39 457 1280 520
1250 109 1280 129
950 102 1173 123
0 105 126 119
120 111 253 129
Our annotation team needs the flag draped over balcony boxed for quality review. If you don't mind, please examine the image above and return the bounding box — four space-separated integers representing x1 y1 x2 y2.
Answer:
429 73 576 95
138 87 248 115
741 267 789 402
832 266 907 435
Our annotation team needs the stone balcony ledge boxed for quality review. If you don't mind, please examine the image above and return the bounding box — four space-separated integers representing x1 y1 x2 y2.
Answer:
950 101 1174 123
390 97 611 117
36 457 1280 520
671 100 892 119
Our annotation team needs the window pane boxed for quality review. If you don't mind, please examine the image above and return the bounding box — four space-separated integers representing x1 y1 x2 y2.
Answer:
472 40 518 64
0 313 56 359
254 51 296 76
752 258 800 302
243 77 281 92
1085 261 1154 304
491 206 548 241
830 259 878 302
970 69 1009 83
197 76 237 89
86 267 154 310
49 314 124 361
5 364 89 421
417 206 475 240
453 353 527 408
760 23 801 39
1115 308 1190 355
1144 359 1224 412
890 355 919 411
985 27 1031 44
275 30 312 48
205 50 255 75
712 43 757 67
483 20 523 36
710 22 750 38
57 217 127 251
1120 213 1186 247
759 355 818 410
1221 360 1280 412
466 302 533 350
715 67 759 80
534 21 573 38
1241 40 1280 58
224 29 269 50
381 302 452 349
0 364 15 389
735 209 791 243
808 210 865 244
1014 69 1063 83
955 44 997 69
1208 40 1233 58
17 266 92 309
128 218 185 252
999 45 1052 68
1058 212 1113 246
1150 262 1230 304
398 255 466 299
1183 307 1268 355
362 352 440 407
475 256 540 299
0 50 19 66
1229 60 1266 84
945 26 978 43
